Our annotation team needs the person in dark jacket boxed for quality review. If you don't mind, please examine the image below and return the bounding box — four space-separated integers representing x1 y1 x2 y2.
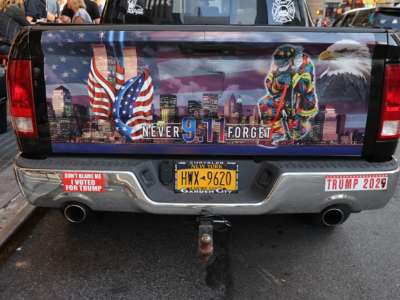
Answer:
24 0 47 22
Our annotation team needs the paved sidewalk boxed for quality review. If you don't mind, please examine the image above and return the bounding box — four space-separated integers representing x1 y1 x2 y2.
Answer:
0 131 34 247
0 130 17 170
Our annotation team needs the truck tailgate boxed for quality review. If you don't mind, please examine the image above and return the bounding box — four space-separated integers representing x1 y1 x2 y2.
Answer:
38 27 382 156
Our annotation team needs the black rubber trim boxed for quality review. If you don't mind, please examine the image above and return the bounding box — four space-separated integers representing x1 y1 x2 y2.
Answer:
28 24 387 33
16 155 398 173
30 29 52 157
8 28 30 59
362 38 388 160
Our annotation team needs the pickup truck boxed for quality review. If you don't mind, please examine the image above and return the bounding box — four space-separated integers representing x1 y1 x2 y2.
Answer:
7 0 400 257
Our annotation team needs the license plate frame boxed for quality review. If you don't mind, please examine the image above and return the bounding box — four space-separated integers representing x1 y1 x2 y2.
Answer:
175 161 238 194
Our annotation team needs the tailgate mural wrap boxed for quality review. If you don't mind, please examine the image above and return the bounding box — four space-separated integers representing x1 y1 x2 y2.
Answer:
42 30 374 156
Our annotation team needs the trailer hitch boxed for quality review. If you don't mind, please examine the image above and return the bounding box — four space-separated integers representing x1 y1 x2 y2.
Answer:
198 215 231 263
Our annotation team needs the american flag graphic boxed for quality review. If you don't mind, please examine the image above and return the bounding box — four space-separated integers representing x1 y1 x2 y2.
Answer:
87 57 125 121
113 68 154 141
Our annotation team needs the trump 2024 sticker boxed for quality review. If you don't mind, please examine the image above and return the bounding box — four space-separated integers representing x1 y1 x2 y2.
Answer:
325 174 388 192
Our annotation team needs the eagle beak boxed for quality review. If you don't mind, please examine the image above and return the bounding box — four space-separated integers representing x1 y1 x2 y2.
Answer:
319 50 336 61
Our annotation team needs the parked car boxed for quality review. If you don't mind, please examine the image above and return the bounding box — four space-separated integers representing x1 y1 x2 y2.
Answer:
333 6 400 30
6 0 400 258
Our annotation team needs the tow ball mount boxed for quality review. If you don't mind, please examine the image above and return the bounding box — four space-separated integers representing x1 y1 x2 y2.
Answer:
198 215 231 263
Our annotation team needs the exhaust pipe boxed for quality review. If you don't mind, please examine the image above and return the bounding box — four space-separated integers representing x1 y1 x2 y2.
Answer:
63 203 89 224
321 206 349 227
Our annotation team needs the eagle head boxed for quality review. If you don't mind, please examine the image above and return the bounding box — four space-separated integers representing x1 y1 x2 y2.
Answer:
319 40 371 80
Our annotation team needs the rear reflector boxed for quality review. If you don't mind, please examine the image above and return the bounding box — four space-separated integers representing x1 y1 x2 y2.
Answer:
6 59 38 138
378 64 400 140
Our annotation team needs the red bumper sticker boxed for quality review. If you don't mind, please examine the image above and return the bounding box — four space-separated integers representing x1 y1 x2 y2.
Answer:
325 174 388 192
63 172 105 193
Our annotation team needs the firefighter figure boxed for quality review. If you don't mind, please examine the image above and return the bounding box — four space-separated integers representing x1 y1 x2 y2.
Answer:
292 46 319 140
258 44 318 145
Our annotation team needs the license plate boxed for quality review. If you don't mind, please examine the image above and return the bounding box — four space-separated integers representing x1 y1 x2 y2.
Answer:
175 161 238 194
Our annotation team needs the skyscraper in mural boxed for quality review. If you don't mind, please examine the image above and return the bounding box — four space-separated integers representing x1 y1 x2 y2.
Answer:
160 94 178 123
188 100 202 119
203 94 219 118
249 106 260 125
224 94 236 122
322 106 338 143
91 44 138 86
224 94 244 123
47 102 55 119
337 114 347 143
52 86 72 118
235 96 243 116
72 104 90 136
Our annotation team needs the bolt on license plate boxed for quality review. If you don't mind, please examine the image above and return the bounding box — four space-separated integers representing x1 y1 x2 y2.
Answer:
175 161 238 194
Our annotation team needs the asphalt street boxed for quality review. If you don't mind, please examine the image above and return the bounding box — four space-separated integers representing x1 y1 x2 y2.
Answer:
0 148 399 299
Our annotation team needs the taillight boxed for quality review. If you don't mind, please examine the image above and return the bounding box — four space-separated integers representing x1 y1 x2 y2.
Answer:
6 59 38 138
378 63 400 140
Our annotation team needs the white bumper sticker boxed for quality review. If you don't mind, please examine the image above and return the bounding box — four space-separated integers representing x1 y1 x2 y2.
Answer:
325 174 388 192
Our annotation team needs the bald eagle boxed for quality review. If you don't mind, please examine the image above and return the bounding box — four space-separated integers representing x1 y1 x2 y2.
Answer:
317 40 371 106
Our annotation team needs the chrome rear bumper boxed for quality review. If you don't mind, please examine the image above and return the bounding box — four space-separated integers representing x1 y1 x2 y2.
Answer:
14 155 400 215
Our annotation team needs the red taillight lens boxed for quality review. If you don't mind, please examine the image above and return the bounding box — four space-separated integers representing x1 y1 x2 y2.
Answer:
378 64 400 140
6 59 38 138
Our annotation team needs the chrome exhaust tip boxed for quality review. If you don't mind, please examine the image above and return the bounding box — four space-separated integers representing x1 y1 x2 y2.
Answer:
321 207 346 226
63 203 89 224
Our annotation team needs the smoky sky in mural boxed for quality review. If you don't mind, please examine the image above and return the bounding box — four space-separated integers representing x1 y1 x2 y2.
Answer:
42 30 374 156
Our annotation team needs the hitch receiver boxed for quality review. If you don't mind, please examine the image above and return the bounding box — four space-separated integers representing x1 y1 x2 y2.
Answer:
198 216 231 263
